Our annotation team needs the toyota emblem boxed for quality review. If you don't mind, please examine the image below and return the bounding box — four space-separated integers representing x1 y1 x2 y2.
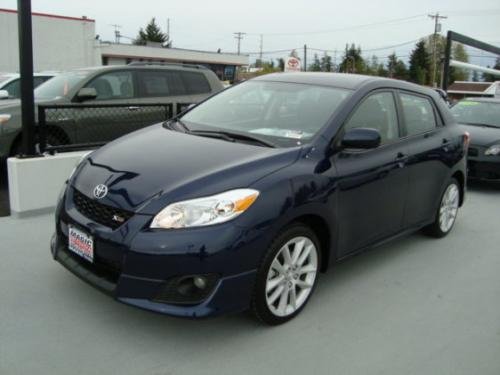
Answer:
93 184 108 199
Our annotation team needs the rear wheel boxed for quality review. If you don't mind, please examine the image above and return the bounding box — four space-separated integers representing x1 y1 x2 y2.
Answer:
425 178 460 238
252 224 321 325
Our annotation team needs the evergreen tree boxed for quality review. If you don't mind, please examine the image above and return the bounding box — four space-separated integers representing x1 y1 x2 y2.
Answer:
309 54 321 71
409 40 431 85
320 52 333 72
277 58 285 72
339 44 366 74
134 18 169 46
386 52 408 80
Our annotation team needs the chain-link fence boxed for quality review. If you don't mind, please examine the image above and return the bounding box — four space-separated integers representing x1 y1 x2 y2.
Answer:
38 103 180 153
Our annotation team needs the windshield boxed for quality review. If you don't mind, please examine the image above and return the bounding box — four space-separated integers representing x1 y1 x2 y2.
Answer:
34 71 91 100
181 80 351 147
451 100 500 128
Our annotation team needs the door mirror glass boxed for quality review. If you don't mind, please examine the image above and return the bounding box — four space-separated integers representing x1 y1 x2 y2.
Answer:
0 90 9 99
76 87 98 101
341 128 381 149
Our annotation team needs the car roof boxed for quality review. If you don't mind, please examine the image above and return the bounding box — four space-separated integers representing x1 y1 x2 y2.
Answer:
252 72 428 92
462 97 500 104
71 64 209 75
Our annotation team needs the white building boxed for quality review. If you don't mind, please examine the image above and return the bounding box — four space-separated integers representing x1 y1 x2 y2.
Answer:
0 8 249 81
0 8 100 72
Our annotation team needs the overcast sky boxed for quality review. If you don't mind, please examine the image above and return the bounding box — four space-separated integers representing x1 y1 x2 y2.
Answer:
1 0 499 64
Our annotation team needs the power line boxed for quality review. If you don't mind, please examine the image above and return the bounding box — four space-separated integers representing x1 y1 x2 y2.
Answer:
247 14 427 37
234 32 246 55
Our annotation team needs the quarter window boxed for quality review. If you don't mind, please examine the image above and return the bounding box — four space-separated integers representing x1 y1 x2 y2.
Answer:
84 71 135 100
400 93 437 136
344 92 399 144
181 72 211 94
139 70 187 97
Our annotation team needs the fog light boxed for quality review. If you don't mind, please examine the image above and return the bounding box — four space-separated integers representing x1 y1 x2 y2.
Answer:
153 274 219 305
193 276 207 289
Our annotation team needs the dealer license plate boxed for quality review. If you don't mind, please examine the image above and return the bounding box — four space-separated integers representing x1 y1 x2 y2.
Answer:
68 225 94 262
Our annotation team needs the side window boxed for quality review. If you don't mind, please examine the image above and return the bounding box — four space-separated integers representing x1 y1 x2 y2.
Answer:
84 71 135 100
400 93 437 136
138 71 187 97
181 72 211 94
345 92 399 145
3 79 20 98
33 76 52 88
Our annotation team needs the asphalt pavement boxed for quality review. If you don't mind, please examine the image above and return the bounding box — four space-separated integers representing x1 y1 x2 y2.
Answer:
1 184 499 375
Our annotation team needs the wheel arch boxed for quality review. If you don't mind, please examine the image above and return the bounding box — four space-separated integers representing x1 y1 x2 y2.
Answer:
451 170 465 206
285 214 332 273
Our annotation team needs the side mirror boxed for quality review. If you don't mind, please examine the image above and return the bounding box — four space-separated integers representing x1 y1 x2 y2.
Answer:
76 87 97 101
341 128 381 149
0 90 9 99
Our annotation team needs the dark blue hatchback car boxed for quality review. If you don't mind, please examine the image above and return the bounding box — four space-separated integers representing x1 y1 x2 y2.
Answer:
51 73 468 325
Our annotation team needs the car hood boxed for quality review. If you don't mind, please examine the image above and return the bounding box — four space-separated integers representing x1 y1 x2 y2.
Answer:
459 123 500 146
71 124 301 215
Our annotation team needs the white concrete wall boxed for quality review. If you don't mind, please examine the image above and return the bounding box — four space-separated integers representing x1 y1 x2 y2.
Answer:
0 10 100 72
8 151 90 217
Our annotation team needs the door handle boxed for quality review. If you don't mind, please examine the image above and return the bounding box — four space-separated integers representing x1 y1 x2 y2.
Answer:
128 106 140 111
395 152 408 160
395 152 408 168
442 138 450 144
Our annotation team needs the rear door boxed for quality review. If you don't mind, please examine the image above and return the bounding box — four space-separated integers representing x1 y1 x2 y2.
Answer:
136 69 192 119
334 90 410 256
397 91 451 226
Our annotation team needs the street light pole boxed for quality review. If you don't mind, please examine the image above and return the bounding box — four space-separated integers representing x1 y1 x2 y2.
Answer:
17 0 36 156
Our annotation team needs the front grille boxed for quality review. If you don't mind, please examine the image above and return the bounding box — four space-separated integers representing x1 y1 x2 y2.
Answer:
468 147 479 157
73 189 133 229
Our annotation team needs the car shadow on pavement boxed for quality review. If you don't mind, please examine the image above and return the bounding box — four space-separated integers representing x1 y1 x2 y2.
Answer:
48 229 428 338
467 180 500 194
0 161 10 217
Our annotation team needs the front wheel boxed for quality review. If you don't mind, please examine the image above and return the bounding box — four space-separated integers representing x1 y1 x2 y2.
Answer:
252 224 321 325
425 178 460 238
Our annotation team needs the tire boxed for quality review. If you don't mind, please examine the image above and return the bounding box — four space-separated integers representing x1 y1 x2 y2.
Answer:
251 224 321 325
424 178 460 238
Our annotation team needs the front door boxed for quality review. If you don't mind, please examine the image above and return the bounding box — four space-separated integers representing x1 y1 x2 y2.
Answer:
333 91 409 256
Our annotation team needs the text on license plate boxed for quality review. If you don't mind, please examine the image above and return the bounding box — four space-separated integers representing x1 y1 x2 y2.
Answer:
68 226 94 262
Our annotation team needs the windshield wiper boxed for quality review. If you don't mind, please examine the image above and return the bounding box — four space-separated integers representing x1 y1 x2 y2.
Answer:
189 130 276 148
461 122 499 129
163 118 191 132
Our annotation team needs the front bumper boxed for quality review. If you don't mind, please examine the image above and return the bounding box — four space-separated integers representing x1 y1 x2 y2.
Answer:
51 189 269 318
467 147 500 181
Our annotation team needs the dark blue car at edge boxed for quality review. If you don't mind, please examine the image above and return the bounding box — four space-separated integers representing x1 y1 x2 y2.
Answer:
51 73 468 325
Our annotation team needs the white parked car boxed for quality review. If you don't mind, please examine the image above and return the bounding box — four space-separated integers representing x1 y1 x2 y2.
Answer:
0 72 57 99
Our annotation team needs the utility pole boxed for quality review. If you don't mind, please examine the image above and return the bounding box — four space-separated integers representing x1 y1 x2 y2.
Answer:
303 44 307 71
428 12 447 87
259 34 263 63
110 24 122 44
234 32 246 55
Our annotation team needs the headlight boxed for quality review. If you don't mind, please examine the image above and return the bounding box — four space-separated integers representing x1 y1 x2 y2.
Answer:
150 189 259 229
0 114 11 125
485 144 500 156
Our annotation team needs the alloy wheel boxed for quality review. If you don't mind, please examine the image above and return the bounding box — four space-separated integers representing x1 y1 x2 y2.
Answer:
439 183 459 233
265 236 318 317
